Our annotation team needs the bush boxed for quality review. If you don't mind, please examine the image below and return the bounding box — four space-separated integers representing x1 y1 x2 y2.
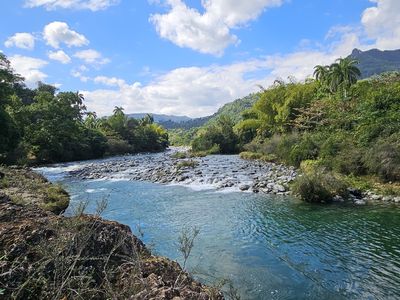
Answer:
288 134 319 167
363 133 400 182
191 116 238 154
105 136 133 156
332 146 366 176
292 168 349 203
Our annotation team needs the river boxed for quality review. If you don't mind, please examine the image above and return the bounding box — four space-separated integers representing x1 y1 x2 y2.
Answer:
36 152 400 300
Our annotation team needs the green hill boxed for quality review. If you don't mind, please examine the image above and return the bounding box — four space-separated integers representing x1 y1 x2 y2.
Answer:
350 48 400 78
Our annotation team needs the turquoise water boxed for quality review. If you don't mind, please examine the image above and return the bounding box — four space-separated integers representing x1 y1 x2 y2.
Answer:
38 164 400 300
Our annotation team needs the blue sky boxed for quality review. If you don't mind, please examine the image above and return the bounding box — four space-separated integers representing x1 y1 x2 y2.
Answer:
1 0 399 117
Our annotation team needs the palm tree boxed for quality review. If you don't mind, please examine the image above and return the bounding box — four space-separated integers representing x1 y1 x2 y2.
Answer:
314 58 361 98
140 114 154 126
85 111 98 129
113 106 124 116
313 65 330 83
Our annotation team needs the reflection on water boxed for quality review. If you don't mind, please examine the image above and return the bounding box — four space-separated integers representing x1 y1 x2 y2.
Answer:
37 162 400 300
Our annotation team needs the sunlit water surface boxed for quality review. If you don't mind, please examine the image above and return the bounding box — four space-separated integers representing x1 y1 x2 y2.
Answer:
37 156 400 300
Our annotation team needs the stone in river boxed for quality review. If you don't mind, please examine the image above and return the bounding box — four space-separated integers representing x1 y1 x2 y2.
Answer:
239 185 250 191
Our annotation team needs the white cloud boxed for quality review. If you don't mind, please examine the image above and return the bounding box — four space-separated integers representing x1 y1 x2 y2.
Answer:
9 55 48 86
71 70 89 82
361 0 400 50
43 21 89 49
80 22 364 118
48 50 71 64
150 0 284 55
25 0 120 11
4 33 35 50
74 49 110 65
94 76 126 87
72 0 400 117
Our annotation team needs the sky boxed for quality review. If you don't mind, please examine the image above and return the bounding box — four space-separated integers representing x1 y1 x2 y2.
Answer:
1 0 399 117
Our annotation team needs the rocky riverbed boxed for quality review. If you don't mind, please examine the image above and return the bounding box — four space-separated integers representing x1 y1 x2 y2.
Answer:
65 148 298 195
50 148 400 205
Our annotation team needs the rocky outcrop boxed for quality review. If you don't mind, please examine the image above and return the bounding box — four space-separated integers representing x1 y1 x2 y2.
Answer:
0 188 223 299
0 166 69 214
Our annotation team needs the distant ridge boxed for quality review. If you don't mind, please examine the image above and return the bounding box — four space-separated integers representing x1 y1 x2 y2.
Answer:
349 48 400 78
127 113 191 123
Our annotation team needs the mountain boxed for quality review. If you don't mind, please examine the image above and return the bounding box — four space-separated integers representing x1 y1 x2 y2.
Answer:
164 93 260 130
350 48 400 79
127 113 191 123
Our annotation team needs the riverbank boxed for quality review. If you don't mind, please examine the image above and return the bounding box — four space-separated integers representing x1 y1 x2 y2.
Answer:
0 167 223 299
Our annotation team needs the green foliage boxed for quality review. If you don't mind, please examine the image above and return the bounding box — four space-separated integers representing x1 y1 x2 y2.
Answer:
237 58 400 187
292 169 349 203
192 115 238 154
176 159 199 169
314 57 361 98
363 133 400 182
0 53 169 165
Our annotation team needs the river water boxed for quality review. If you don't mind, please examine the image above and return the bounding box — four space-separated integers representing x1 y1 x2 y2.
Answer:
36 154 400 300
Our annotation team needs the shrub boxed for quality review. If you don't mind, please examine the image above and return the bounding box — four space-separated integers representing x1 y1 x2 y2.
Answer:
332 146 366 176
288 134 319 167
292 168 349 203
363 133 400 182
105 136 133 156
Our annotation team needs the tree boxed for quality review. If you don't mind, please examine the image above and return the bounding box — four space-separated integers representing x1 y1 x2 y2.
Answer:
113 106 124 116
314 58 361 98
313 65 329 84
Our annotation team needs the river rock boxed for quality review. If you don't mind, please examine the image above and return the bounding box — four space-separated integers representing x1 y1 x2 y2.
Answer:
239 184 250 191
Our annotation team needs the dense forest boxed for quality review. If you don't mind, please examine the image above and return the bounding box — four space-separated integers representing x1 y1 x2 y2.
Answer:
181 57 400 200
0 53 168 165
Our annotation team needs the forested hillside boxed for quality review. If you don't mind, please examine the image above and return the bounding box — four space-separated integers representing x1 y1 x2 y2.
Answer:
0 53 168 165
350 48 400 78
168 93 259 145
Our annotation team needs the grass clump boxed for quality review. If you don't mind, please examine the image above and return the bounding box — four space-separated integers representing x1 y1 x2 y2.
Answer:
43 184 70 213
171 151 190 159
239 151 277 162
176 160 199 169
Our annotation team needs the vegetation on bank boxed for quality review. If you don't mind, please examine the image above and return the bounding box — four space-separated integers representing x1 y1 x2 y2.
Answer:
0 53 168 165
0 166 69 213
173 57 400 202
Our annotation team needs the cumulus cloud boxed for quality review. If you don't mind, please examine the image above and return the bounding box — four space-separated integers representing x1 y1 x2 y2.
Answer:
48 50 71 64
4 33 35 50
71 70 89 82
94 76 126 87
74 49 110 65
81 21 364 117
150 0 284 55
361 0 400 50
9 55 48 86
25 0 120 11
43 21 89 49
80 0 398 117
